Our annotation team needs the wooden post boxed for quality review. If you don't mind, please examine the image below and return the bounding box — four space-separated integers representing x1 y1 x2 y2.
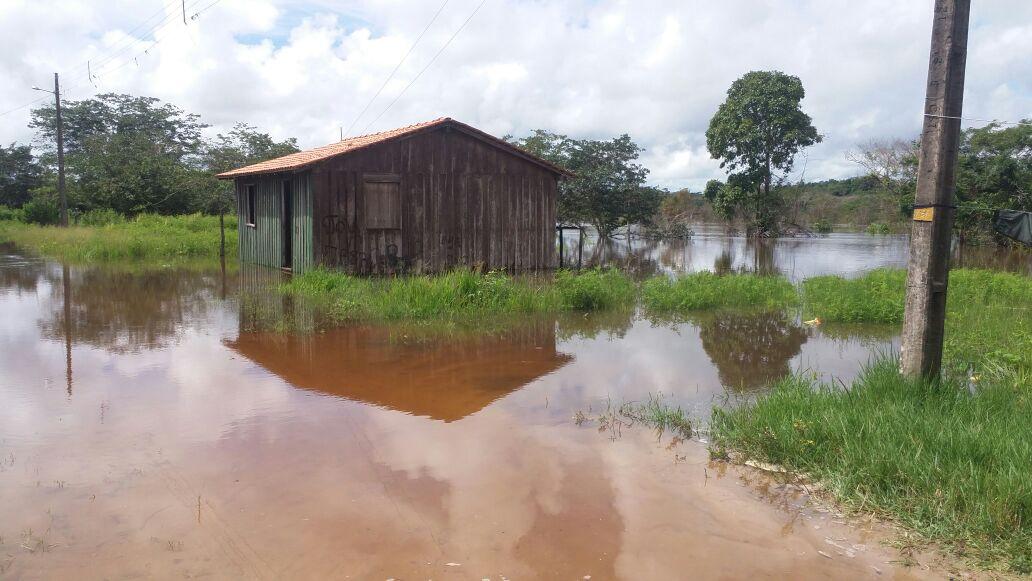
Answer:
900 0 970 378
54 73 68 227
577 227 584 270
558 226 564 268
219 210 226 259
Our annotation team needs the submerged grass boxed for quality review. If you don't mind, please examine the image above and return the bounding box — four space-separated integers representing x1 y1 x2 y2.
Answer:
0 214 237 263
641 271 798 313
281 267 635 322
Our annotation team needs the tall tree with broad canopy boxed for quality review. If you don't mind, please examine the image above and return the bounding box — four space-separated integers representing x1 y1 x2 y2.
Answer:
30 93 208 215
0 143 43 208
706 71 822 235
507 130 662 238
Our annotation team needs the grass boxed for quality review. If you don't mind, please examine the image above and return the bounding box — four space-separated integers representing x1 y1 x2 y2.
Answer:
711 360 1032 573
802 268 906 323
641 271 798 313
0 213 236 263
281 267 636 322
713 268 1032 573
802 268 1032 380
574 394 693 440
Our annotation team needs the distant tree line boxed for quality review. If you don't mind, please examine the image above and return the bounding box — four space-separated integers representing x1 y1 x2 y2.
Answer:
0 93 299 224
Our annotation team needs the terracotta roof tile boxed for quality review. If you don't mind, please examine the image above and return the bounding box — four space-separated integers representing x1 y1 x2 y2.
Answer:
216 117 569 179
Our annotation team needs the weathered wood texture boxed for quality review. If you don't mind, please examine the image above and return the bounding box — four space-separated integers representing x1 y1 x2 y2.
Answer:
236 173 314 272
310 127 558 274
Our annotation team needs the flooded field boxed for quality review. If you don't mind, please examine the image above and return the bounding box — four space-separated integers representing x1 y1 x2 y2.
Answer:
0 234 1025 579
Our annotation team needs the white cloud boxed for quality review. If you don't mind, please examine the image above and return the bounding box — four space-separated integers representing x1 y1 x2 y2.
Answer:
0 0 1029 190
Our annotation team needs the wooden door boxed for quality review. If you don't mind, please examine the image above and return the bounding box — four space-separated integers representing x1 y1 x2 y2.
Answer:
362 174 402 274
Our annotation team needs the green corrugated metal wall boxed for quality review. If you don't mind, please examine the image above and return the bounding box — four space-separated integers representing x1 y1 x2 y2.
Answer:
236 172 314 273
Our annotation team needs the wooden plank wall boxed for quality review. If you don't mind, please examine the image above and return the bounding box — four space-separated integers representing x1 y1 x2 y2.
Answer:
311 127 559 273
235 172 314 273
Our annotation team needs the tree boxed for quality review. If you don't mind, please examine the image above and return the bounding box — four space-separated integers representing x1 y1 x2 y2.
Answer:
201 124 300 256
30 93 205 161
29 93 208 216
0 143 42 207
203 123 300 175
952 121 1030 242
706 71 822 234
852 122 1030 243
508 130 661 238
73 133 205 215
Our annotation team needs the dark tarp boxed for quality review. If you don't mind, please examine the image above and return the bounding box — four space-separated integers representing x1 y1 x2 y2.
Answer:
993 210 1032 246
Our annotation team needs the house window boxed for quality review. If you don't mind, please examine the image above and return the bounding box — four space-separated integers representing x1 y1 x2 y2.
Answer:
245 184 257 226
364 178 401 229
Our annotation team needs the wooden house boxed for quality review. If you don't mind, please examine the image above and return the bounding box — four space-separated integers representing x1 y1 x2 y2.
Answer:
216 118 568 274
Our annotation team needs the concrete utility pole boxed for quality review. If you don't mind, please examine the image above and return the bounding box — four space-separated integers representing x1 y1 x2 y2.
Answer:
900 0 971 378
54 73 68 227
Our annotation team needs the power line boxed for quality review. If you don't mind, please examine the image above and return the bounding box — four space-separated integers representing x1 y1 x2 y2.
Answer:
923 113 1026 126
62 0 196 77
361 0 489 135
84 0 206 75
341 0 450 140
0 0 213 119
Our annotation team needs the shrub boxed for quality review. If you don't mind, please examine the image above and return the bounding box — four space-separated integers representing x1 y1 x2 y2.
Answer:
812 219 832 234
866 222 891 235
22 197 59 225
0 205 25 222
78 208 126 226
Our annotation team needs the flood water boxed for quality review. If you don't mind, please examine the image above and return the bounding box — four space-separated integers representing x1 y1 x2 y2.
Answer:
1 234 1025 579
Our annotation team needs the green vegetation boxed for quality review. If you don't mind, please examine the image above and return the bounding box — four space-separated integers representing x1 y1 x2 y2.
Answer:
0 213 236 262
714 268 1032 572
802 268 906 323
281 267 635 322
507 130 662 238
621 395 694 439
711 360 1031 572
705 70 822 235
574 394 693 440
641 271 798 313
865 222 892 235
803 268 1032 379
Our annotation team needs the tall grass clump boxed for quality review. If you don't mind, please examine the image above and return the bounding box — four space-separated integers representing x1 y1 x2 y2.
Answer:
0 213 237 262
802 268 906 323
554 268 636 310
282 267 634 322
711 359 1032 572
641 271 798 313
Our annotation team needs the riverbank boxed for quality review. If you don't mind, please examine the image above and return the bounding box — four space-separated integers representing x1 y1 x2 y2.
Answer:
710 269 1032 574
0 214 236 263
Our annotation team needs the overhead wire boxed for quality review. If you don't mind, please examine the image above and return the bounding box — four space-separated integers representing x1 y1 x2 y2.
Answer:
0 0 218 119
360 0 489 135
340 0 451 140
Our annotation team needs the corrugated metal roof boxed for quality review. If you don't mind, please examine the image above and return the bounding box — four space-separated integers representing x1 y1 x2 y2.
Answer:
216 117 570 179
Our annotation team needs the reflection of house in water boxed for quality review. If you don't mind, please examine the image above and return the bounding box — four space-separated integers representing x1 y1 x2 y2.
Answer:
225 321 572 422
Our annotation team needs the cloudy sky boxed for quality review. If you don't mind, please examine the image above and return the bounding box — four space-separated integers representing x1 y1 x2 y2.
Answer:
1 0 1029 190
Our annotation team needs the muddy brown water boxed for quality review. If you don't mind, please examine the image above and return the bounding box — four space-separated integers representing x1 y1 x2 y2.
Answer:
0 234 1024 579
